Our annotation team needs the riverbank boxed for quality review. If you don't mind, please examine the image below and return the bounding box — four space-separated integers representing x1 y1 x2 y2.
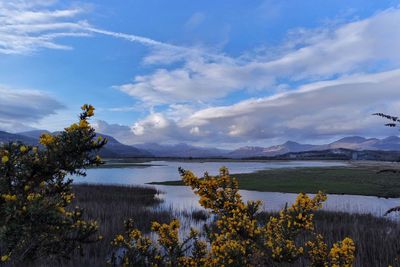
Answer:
151 163 400 198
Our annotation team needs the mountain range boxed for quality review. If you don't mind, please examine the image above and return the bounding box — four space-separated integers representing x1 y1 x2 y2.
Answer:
1 130 400 159
227 136 400 158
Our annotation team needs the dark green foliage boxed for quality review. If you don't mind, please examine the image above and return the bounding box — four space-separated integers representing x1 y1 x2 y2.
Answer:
0 105 106 264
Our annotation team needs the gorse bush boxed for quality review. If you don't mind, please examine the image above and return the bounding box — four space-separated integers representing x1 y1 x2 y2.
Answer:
0 105 106 264
111 167 356 267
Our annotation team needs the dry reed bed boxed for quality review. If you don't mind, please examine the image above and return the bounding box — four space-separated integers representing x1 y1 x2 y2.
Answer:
28 184 400 267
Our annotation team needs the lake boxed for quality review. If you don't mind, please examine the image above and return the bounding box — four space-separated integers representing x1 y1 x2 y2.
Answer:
73 160 400 217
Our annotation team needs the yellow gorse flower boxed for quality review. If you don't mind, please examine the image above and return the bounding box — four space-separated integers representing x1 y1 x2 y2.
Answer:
1 255 10 262
26 193 41 201
2 194 17 202
329 238 356 267
81 104 95 117
39 133 55 146
61 192 74 203
79 119 89 129
1 155 9 163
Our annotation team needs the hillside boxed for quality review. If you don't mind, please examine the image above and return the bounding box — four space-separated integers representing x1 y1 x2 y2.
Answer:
0 130 152 158
0 131 38 146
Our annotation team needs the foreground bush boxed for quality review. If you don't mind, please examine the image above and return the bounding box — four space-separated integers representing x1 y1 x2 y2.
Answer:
0 105 106 264
111 167 356 266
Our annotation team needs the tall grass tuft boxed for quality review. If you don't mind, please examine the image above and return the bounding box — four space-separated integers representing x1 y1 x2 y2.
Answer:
257 210 400 267
26 184 172 267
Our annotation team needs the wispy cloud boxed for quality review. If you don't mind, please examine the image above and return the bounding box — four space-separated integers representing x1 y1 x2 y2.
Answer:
0 0 92 54
112 8 400 107
184 12 206 30
86 27 183 51
0 0 218 60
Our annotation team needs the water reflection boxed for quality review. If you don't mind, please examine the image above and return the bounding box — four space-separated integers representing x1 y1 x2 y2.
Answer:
77 160 348 184
156 185 400 217
73 160 400 217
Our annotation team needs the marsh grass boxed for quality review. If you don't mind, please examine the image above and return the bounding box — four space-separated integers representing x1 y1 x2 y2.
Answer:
257 210 400 267
27 184 173 267
21 184 400 267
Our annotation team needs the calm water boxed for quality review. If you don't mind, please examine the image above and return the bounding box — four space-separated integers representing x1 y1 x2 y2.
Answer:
74 160 400 217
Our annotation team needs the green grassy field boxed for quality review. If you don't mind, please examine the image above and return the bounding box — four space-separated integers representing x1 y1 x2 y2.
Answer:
150 165 400 197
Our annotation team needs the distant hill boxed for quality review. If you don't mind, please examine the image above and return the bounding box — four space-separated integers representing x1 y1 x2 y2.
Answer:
1 130 152 158
327 136 400 151
134 143 229 158
0 131 38 146
17 130 51 140
328 136 378 150
97 134 152 158
262 148 400 162
374 136 400 150
229 141 316 158
227 146 266 158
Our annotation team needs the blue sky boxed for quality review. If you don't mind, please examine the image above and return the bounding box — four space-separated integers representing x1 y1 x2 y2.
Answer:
1 0 400 148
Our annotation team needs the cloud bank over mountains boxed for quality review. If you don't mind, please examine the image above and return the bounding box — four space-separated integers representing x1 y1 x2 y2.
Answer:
95 69 400 146
1 1 400 148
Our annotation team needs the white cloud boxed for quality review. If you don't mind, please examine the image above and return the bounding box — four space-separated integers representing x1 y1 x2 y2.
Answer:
115 8 400 105
95 114 193 145
131 113 170 135
182 69 400 142
0 86 64 132
92 120 133 142
0 0 90 54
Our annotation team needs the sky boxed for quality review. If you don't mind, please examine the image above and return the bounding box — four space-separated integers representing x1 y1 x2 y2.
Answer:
1 0 400 149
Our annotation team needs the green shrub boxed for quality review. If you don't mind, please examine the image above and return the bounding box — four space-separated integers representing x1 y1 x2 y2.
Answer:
0 105 106 264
